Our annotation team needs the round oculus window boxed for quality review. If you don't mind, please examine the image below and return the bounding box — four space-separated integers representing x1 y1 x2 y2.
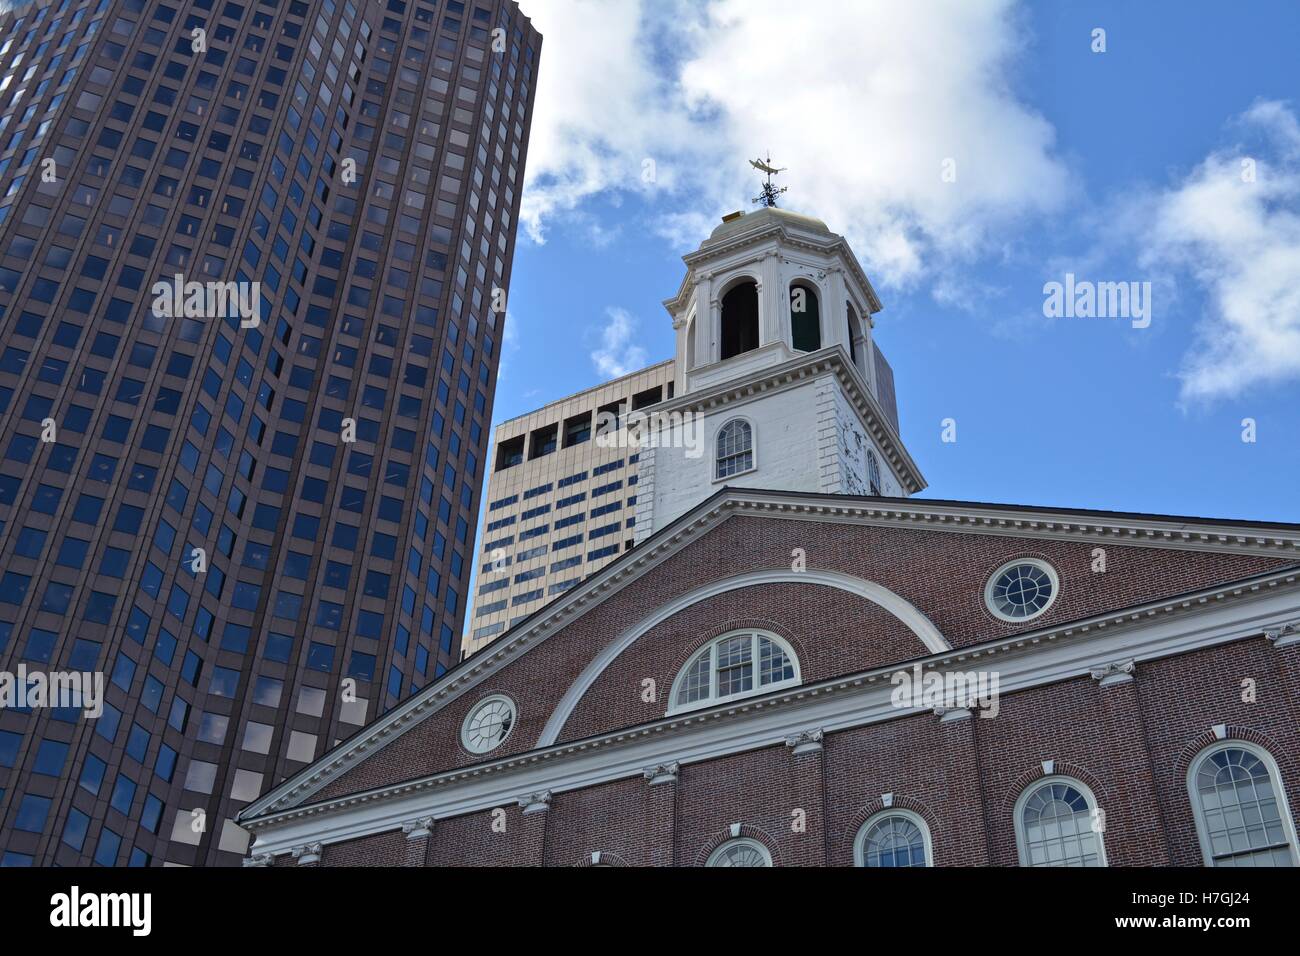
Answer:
461 695 517 754
985 559 1059 622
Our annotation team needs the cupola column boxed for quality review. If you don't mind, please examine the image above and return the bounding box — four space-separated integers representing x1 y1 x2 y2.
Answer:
759 251 782 347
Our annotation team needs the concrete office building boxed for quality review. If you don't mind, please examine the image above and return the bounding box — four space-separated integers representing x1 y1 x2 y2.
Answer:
465 359 674 656
0 0 540 866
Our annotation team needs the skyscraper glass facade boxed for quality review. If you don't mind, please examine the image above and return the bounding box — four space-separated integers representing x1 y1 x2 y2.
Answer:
0 0 539 865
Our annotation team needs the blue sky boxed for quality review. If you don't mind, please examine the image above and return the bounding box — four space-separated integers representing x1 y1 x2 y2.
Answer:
497 0 1300 523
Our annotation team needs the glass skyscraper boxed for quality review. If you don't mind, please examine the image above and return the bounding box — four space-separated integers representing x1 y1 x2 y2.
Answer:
0 0 539 865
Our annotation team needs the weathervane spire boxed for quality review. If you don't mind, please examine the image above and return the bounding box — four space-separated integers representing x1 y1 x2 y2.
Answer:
749 152 788 208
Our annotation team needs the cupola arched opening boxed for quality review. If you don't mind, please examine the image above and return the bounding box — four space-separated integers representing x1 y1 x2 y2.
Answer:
790 280 821 352
846 302 860 364
720 281 759 361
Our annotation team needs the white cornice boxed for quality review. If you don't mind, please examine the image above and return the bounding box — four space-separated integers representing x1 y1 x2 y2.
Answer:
241 568 1300 858
726 492 1300 558
238 484 1300 822
665 219 883 316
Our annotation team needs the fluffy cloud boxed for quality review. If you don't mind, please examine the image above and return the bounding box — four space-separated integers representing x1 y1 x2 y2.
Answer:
590 307 648 378
516 0 706 244
1141 101 1300 403
517 0 1068 286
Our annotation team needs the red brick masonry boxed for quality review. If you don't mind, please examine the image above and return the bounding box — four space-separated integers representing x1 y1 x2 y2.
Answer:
242 510 1300 865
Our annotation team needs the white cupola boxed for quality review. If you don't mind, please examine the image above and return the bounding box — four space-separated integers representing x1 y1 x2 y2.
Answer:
633 207 926 542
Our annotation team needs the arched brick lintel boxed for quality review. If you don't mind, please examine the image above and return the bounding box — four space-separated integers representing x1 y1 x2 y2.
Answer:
692 823 786 868
537 568 951 747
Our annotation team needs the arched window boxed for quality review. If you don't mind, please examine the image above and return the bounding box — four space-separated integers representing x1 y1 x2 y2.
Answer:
846 303 859 364
790 281 821 352
720 281 759 360
867 449 882 496
1188 743 1299 867
1015 776 1106 867
707 838 772 867
670 630 800 713
685 314 697 370
855 810 932 867
715 418 753 480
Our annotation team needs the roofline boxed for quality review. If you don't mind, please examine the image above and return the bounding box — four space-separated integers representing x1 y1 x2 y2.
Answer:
494 358 675 429
759 488 1300 534
238 485 1300 820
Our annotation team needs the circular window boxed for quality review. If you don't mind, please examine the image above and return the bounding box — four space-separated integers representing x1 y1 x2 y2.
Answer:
984 559 1059 622
461 694 517 754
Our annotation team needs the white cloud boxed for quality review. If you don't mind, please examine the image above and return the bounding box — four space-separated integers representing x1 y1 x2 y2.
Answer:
517 0 1068 285
591 307 648 378
1139 101 1300 403
516 0 705 244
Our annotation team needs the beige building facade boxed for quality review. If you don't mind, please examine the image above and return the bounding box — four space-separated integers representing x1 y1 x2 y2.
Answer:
463 360 677 656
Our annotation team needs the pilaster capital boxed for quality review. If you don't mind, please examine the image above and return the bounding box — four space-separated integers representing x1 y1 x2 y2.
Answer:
517 790 552 815
784 728 824 755
402 816 435 840
292 842 322 865
642 762 680 786
1089 658 1136 687
934 706 973 723
1265 622 1300 648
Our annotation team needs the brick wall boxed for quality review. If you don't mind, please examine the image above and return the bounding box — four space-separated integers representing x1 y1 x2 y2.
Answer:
307 515 1287 804
561 583 925 742
270 637 1300 867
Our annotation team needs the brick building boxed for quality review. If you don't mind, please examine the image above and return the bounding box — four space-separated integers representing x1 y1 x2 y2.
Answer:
238 207 1300 866
238 488 1300 866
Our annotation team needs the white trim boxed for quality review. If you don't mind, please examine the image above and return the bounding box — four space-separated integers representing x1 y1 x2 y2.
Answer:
1186 740 1300 867
459 694 517 755
707 837 772 867
241 573 1300 858
666 630 802 716
1014 775 1108 867
984 558 1060 623
726 491 1300 558
713 415 756 483
666 210 884 317
238 485 1300 822
854 809 933 867
538 568 949 747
